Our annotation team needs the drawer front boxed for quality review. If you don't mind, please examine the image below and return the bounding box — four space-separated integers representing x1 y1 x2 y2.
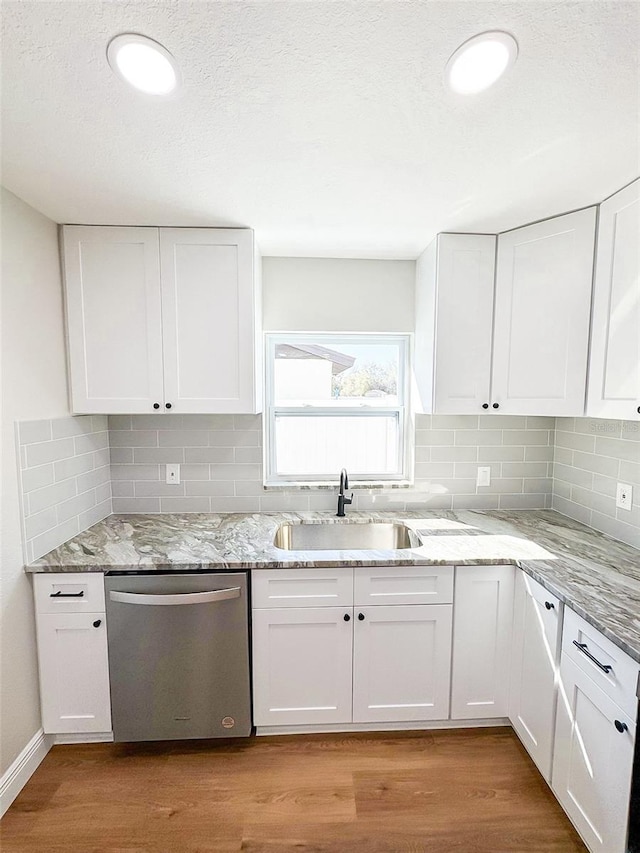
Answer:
34 572 106 614
562 607 638 721
251 569 353 609
354 565 454 606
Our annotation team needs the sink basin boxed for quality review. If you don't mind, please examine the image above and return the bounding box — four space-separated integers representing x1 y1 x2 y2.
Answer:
273 522 419 551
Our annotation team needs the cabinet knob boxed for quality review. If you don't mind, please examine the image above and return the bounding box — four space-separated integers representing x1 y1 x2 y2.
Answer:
492 403 499 409
165 403 172 410
544 601 554 610
358 612 365 621
482 403 489 409
92 619 102 628
153 403 160 410
343 613 351 621
637 406 640 414
614 719 628 733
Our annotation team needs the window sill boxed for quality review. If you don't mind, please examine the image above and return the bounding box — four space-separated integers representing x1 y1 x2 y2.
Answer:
263 481 414 491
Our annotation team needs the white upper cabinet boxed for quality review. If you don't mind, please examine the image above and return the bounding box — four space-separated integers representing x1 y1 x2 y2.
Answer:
492 207 597 415
62 226 165 413
587 179 640 420
414 234 496 414
62 226 262 414
160 229 260 413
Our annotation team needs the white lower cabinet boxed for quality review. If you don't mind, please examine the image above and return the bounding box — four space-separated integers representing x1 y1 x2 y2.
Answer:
552 654 635 853
509 571 562 781
251 567 454 729
33 573 112 734
36 612 112 734
451 565 515 720
352 604 452 723
251 607 353 726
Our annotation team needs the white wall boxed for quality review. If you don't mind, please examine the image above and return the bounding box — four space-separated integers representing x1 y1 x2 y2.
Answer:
262 257 415 331
1 188 69 774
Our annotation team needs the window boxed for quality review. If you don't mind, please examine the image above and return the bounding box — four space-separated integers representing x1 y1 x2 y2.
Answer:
265 334 410 484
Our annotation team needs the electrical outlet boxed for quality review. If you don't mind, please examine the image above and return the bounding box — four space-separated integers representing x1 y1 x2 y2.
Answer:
616 482 632 511
477 466 491 487
166 463 181 485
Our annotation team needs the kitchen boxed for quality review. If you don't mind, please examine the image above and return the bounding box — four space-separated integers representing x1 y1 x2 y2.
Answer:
1 2 639 852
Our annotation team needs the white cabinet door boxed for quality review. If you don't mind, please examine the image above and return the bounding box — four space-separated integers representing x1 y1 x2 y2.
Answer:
352 604 452 723
62 226 164 413
434 234 496 414
36 612 112 733
160 228 260 413
587 179 640 420
492 208 597 415
509 571 562 781
553 654 635 853
252 607 353 727
451 565 515 719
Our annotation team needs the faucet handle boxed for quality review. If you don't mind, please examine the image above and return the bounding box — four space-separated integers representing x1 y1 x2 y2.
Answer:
345 493 353 505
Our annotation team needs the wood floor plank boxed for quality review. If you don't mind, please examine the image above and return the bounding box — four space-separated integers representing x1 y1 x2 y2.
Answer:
0 729 586 853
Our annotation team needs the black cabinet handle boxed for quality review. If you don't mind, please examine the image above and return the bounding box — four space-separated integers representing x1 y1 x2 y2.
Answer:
343 613 351 622
92 619 102 628
358 613 365 621
637 406 640 414
492 402 499 409
615 719 628 733
50 590 84 598
572 640 612 673
544 601 555 610
165 403 172 409
482 403 489 409
153 403 160 409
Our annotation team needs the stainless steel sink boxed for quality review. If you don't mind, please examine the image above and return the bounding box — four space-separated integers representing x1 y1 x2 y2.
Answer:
273 522 419 551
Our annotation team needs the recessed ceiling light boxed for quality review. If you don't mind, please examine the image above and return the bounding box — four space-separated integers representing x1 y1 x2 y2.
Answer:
107 33 180 96
445 31 518 95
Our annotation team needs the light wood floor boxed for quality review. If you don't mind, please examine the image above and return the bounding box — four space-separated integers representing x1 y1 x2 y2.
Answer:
1 727 586 852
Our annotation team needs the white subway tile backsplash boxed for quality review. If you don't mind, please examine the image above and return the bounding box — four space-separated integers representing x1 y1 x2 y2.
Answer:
112 497 160 513
29 479 77 515
160 497 210 513
18 415 112 561
158 429 209 447
110 430 158 447
26 437 75 467
133 447 184 464
19 413 635 556
552 417 640 549
51 417 94 439
184 447 235 463
20 463 54 493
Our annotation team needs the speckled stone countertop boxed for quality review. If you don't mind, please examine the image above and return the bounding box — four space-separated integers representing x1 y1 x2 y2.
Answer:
27 510 640 664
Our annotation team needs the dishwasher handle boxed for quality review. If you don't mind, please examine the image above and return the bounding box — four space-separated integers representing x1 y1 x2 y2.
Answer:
109 587 241 606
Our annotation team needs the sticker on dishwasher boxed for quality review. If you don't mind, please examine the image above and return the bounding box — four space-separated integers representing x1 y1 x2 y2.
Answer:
221 716 235 729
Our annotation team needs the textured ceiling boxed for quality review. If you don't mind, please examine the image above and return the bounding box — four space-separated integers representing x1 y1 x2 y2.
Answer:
1 1 639 258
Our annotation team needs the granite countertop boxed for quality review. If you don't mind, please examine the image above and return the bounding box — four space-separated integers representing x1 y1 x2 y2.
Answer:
27 509 640 664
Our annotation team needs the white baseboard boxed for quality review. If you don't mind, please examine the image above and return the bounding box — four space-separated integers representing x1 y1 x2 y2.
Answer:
54 732 114 744
255 718 511 736
0 728 53 818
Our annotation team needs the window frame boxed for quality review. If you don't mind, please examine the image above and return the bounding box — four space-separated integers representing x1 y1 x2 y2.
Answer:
264 332 412 485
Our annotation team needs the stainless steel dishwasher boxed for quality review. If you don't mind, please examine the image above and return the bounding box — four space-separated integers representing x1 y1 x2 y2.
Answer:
105 572 251 742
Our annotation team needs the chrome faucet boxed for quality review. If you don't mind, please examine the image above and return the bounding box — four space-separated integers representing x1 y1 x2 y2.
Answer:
337 468 353 517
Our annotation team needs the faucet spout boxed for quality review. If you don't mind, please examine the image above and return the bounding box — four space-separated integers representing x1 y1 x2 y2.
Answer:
337 468 353 517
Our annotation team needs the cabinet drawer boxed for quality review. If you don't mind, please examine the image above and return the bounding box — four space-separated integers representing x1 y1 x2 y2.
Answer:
251 569 353 608
354 565 453 606
562 608 638 721
34 572 105 614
